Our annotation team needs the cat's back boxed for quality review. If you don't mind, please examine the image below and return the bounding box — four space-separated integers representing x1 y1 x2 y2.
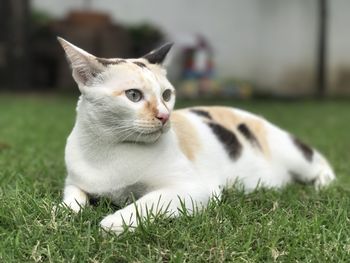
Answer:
171 105 273 161
170 106 278 188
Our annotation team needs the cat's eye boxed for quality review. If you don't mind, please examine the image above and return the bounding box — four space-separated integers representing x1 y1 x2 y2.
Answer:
162 89 172 102
125 89 143 102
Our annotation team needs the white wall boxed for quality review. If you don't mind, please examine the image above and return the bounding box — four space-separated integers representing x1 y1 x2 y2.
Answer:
253 1 317 94
32 0 260 78
32 0 350 95
329 0 350 95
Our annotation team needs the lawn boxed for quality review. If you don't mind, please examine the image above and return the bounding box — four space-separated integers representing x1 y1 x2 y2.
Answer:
0 95 349 262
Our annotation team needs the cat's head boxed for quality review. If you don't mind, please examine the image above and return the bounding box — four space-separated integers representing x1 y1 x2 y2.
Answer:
58 37 175 143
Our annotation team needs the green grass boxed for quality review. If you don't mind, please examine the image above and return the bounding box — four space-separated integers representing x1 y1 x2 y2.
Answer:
0 95 349 262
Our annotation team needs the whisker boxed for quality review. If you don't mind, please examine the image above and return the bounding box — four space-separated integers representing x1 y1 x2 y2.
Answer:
120 130 136 142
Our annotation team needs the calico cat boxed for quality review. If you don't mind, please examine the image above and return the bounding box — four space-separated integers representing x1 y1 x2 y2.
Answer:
58 37 335 234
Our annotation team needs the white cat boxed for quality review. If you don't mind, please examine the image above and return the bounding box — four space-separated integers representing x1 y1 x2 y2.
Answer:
58 37 335 234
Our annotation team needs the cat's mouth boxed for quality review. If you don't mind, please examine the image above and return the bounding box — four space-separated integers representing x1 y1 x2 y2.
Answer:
131 124 170 143
141 129 162 136
133 121 170 135
118 121 170 143
124 128 161 143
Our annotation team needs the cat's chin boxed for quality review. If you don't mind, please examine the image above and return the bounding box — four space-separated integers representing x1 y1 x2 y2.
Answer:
122 130 163 144
142 132 163 143
119 124 171 144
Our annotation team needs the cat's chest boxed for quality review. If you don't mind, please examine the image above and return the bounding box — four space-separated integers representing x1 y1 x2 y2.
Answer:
66 134 177 195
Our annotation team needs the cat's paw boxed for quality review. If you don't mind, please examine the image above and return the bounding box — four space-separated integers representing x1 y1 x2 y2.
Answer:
55 201 83 213
313 167 336 190
100 212 134 235
66 201 84 213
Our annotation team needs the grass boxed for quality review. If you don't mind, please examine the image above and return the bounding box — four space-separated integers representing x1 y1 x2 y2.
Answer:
0 94 349 262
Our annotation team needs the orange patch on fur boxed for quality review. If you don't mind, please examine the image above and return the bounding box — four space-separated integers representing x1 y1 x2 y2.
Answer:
111 80 139 97
138 96 158 120
200 107 271 157
243 120 270 157
112 90 124 96
146 96 158 115
171 111 201 161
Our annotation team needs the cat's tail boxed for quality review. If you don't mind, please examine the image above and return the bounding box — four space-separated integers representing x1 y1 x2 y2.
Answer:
288 138 336 189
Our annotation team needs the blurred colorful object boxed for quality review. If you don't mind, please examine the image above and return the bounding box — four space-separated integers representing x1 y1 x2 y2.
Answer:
177 35 252 99
178 78 253 99
181 35 214 80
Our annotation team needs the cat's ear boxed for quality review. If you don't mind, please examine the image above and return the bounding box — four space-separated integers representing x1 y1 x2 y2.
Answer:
142 42 174 65
57 37 105 86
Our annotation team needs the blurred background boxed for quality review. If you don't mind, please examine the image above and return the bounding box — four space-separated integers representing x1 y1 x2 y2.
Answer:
2 3 350 261
0 0 350 98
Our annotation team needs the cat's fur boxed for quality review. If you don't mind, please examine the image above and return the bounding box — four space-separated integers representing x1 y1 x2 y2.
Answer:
58 37 335 234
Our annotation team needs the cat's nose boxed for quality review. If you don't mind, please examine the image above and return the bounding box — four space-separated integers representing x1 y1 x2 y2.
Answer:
156 113 169 125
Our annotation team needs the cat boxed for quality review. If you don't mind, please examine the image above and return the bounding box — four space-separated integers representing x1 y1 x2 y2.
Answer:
57 37 335 234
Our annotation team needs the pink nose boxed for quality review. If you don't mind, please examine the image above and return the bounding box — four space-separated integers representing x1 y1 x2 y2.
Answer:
156 113 169 125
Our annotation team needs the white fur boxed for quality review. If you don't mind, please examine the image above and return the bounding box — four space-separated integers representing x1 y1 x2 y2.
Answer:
58 38 335 234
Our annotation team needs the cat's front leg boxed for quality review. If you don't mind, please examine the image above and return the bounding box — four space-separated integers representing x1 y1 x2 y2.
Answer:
100 185 210 234
62 184 89 212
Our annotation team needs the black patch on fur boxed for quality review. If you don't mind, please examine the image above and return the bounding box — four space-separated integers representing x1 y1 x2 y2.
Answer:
96 58 126 66
133 61 147 68
143 42 173 64
88 195 120 210
238 123 261 149
207 122 242 160
88 183 148 208
289 171 316 185
292 136 314 162
89 196 101 207
190 109 212 120
90 71 98 78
